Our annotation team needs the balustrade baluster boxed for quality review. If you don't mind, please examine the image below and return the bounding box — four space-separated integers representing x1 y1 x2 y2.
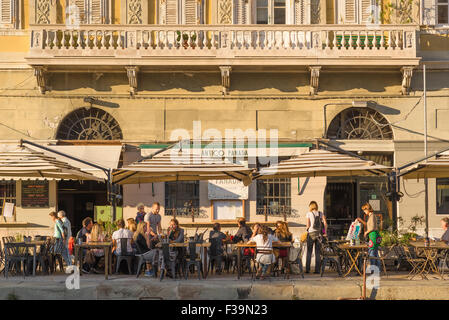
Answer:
380 31 385 49
387 30 393 50
356 31 361 50
373 31 378 49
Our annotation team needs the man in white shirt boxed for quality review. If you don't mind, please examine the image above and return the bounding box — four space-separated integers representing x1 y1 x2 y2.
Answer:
112 219 133 255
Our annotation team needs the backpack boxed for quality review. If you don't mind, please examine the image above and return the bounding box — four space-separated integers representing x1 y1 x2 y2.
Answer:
312 211 323 234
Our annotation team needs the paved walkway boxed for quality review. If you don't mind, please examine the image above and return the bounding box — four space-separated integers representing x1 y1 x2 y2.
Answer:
0 272 448 300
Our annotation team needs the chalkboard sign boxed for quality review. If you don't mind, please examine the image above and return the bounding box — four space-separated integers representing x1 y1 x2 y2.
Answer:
21 181 49 208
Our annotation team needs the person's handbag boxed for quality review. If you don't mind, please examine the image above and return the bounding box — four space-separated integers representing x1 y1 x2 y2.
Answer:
300 232 309 243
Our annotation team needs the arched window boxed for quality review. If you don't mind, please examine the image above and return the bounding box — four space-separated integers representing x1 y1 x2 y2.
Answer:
327 107 393 140
56 107 123 140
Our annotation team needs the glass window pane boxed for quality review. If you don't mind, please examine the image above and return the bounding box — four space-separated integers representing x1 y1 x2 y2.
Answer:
274 0 286 7
257 0 268 7
438 5 449 24
257 8 269 24
438 0 448 4
437 178 449 214
274 8 286 24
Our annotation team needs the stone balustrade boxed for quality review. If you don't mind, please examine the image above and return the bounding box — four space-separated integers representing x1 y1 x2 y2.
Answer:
27 24 419 67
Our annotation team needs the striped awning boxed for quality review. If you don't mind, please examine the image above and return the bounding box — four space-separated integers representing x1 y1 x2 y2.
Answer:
255 149 391 179
400 154 449 179
0 146 104 181
113 152 254 185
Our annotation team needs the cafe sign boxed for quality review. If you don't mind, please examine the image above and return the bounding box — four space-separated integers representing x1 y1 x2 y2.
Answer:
21 181 49 208
208 179 248 200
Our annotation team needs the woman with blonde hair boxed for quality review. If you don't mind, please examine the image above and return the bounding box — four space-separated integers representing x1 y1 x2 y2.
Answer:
85 223 105 273
305 201 328 274
134 221 159 277
274 221 293 274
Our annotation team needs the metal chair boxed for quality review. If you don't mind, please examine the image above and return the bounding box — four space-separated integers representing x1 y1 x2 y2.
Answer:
288 242 305 278
319 238 342 277
208 237 224 275
437 249 449 277
4 242 29 278
367 247 389 277
115 238 134 274
159 242 176 281
403 245 427 280
185 241 203 280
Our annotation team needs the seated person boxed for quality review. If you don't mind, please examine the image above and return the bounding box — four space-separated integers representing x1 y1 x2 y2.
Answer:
249 225 279 280
167 218 185 243
112 219 134 256
127 218 138 251
441 217 449 244
75 217 93 244
85 223 105 273
232 218 252 243
75 217 93 273
133 222 159 277
274 221 293 273
208 223 227 274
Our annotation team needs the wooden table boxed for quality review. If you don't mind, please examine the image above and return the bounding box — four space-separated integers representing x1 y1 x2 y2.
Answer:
338 244 368 277
6 241 45 277
410 242 449 279
74 242 112 280
235 242 292 279
156 242 211 278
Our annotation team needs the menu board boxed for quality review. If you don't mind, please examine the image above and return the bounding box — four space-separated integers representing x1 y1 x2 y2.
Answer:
21 181 49 207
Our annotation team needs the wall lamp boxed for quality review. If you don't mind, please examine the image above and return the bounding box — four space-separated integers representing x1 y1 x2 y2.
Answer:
84 97 120 109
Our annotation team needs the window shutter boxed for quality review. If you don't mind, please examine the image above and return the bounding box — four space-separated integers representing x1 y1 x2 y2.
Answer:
422 0 436 25
89 0 103 23
360 0 375 23
72 0 87 24
184 0 197 24
0 0 12 24
233 0 248 24
344 0 356 23
163 0 178 24
295 0 310 24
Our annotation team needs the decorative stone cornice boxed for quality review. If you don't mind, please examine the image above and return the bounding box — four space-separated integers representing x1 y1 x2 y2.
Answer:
308 66 321 96
126 66 139 96
401 66 414 95
219 66 232 95
33 65 48 94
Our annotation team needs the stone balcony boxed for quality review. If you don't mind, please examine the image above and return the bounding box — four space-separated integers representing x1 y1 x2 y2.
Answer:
26 24 420 94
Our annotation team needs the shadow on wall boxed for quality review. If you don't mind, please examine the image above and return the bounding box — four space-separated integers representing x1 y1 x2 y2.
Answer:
320 73 402 93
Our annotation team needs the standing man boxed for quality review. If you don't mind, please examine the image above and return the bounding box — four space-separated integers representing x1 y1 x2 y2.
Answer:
145 202 162 248
58 210 72 246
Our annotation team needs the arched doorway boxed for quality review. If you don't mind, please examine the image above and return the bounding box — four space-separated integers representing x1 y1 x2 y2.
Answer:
324 107 393 239
56 107 123 233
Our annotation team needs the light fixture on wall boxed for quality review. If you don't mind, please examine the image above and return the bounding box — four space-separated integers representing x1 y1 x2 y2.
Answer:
351 101 368 108
83 97 119 109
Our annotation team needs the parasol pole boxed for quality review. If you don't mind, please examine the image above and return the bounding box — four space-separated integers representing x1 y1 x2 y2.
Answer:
423 64 429 239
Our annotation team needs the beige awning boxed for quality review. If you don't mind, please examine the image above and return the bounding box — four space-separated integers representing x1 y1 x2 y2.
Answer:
26 145 122 180
0 145 103 181
255 149 391 179
113 152 254 185
400 154 449 179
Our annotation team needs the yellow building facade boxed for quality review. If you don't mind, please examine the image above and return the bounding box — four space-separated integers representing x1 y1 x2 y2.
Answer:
0 0 448 239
